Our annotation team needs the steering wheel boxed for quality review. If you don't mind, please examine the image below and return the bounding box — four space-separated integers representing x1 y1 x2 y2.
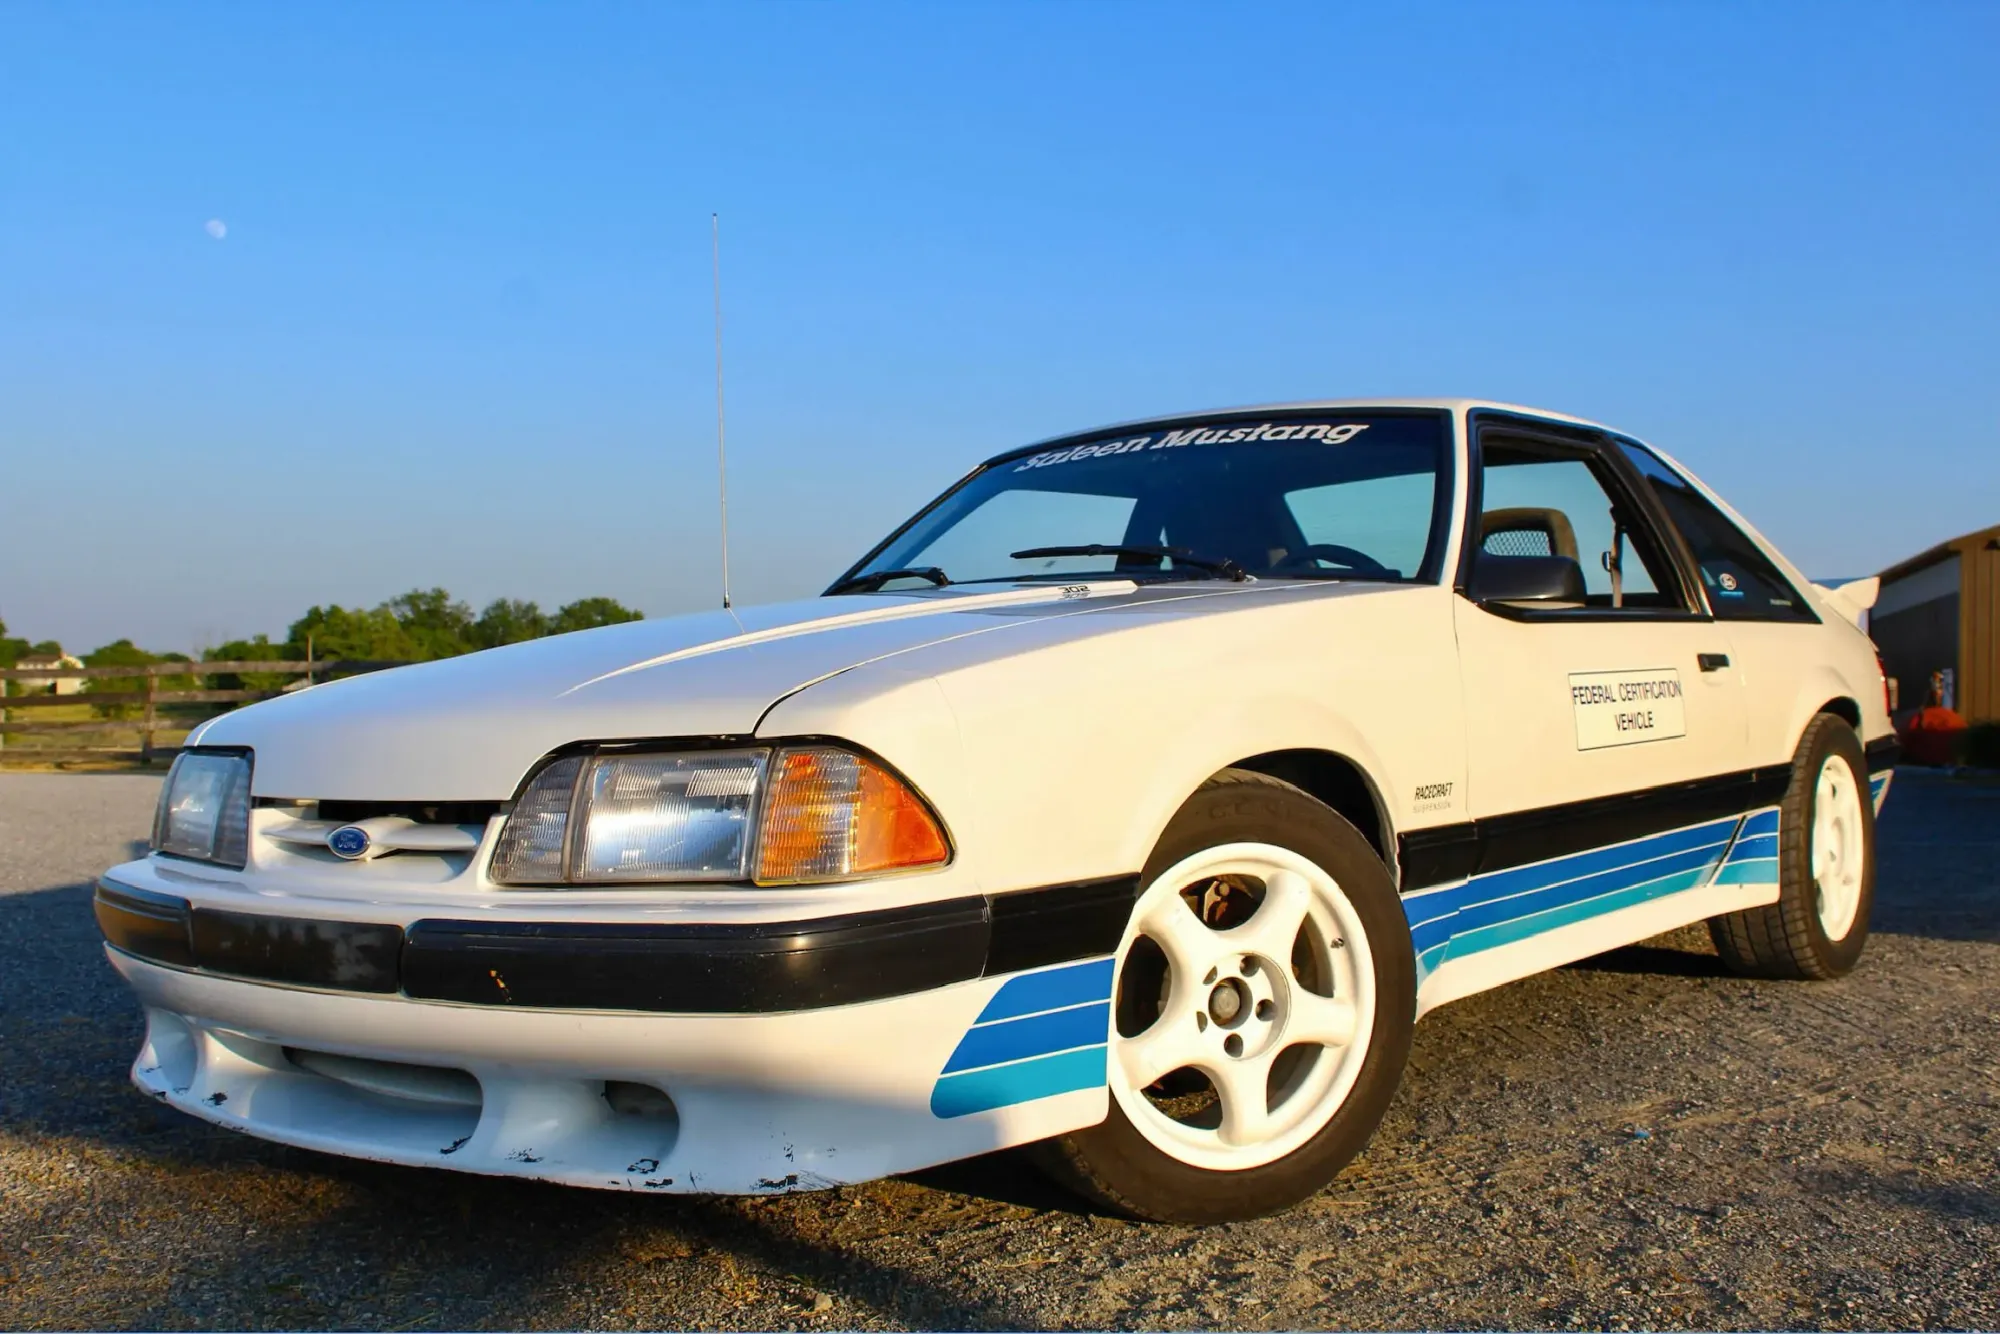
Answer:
1270 543 1394 577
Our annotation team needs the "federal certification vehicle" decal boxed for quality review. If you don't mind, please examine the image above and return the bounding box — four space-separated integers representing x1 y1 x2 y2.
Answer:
1568 668 1686 750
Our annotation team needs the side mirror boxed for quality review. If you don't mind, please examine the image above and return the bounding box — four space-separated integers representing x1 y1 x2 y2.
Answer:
1472 554 1587 605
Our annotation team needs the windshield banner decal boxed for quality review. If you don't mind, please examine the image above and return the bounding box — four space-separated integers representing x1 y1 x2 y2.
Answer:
1014 421 1371 471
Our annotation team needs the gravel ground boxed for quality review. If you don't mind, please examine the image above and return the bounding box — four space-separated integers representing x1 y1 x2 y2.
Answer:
0 769 1994 1331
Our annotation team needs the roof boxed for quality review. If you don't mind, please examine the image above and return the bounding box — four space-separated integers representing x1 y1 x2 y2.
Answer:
1878 521 2000 585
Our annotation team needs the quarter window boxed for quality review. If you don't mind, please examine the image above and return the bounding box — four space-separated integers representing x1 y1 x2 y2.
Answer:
1618 443 1815 622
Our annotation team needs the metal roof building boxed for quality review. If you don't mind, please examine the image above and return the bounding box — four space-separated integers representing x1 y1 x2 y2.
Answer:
1870 523 2000 722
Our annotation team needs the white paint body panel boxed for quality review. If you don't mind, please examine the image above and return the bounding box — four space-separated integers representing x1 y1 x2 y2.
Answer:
101 397 1896 1194
1455 605 1748 819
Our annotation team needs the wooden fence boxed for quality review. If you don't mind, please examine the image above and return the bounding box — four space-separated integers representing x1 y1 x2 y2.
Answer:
0 660 408 765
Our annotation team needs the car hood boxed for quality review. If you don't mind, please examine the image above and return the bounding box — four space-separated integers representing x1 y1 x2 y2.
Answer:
198 581 1260 800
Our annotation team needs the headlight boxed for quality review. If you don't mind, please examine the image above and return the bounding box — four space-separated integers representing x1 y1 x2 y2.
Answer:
152 750 252 869
490 745 949 887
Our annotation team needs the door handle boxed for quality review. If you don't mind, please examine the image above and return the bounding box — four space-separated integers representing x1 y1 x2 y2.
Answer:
1698 653 1731 673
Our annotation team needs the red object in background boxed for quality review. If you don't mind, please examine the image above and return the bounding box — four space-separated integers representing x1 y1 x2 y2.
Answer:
1898 706 1967 766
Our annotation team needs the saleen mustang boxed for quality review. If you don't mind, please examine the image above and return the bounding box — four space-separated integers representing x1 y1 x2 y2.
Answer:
96 400 1897 1222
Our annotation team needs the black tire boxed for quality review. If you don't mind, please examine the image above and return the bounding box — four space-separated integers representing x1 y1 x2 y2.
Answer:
1709 713 1875 980
1032 769 1416 1223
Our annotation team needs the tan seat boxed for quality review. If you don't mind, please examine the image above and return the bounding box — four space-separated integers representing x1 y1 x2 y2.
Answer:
1480 507 1579 563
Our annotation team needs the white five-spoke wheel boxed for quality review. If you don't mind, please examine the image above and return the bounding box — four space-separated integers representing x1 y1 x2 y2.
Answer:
1811 754 1865 940
1112 843 1375 1171
1033 769 1414 1223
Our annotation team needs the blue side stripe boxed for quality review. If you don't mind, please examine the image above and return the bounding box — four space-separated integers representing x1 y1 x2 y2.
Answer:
1737 809 1780 837
941 1001 1110 1074
1407 816 1740 927
1711 805 1782 885
931 1046 1107 1118
1714 856 1779 884
1465 817 1738 907
1409 914 1456 957
1448 864 1713 958
1726 832 1779 861
1446 839 1730 938
1405 808 1789 976
975 958 1113 1023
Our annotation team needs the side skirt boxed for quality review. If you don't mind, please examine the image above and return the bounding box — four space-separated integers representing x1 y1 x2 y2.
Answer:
1414 877 1778 1017
1408 807 1783 1018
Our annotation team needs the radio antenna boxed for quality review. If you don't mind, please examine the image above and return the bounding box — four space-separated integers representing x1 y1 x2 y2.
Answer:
711 211 733 611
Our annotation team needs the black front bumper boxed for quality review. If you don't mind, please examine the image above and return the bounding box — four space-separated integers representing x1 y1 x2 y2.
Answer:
95 874 1137 1014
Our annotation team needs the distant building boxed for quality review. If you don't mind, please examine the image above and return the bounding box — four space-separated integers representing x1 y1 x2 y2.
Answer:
13 652 85 695
1870 523 2000 722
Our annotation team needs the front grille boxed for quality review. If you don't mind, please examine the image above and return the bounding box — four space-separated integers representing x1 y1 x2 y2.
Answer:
311 798 503 826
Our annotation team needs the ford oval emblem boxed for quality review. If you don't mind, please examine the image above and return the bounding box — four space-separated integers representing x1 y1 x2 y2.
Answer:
328 825 372 860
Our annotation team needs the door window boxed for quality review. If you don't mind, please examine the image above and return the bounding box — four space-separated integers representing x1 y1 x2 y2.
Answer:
1617 444 1815 622
1475 442 1682 611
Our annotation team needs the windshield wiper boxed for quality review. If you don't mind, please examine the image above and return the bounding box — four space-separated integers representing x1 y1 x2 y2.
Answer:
1009 544 1248 582
826 566 952 595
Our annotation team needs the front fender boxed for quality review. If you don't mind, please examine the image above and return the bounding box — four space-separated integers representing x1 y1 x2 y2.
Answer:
772 588 1464 898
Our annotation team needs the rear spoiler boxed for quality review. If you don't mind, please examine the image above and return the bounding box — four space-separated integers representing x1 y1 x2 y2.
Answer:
1812 576 1879 628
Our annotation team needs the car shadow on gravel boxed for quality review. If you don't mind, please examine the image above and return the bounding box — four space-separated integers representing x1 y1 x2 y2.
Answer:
1805 1160 2000 1228
1562 939 1731 978
1867 770 2000 945
904 1147 1097 1214
105 1155 1049 1330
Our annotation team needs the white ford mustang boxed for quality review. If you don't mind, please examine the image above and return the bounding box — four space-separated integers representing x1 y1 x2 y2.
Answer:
97 399 1897 1222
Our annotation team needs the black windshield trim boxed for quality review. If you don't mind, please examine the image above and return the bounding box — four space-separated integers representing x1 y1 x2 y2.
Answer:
827 406 1458 594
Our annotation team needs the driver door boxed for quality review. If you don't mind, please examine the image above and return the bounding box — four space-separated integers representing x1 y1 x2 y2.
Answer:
1443 419 1750 964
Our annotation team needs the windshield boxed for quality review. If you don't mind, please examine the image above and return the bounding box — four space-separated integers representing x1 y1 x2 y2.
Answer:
836 412 1450 591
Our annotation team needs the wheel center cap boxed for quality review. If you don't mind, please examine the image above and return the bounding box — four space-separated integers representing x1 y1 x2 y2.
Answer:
1208 979 1247 1025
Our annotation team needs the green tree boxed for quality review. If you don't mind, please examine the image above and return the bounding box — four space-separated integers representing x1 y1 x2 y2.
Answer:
287 605 420 662
204 635 300 693
551 596 644 635
472 598 551 650
82 641 195 718
385 588 475 659
0 612 28 675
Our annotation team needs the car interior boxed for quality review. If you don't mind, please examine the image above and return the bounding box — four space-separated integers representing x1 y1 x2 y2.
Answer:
1471 441 1684 611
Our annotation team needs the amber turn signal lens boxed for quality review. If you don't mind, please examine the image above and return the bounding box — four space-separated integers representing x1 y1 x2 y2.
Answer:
753 747 950 885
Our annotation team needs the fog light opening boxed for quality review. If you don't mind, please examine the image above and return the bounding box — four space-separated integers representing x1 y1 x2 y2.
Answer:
604 1080 679 1124
284 1048 483 1110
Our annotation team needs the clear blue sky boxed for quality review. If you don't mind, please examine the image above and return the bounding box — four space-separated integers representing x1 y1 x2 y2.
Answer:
4 1 1995 654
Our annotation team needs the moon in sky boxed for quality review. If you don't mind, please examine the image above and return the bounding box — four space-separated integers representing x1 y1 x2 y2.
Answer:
205 219 227 240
